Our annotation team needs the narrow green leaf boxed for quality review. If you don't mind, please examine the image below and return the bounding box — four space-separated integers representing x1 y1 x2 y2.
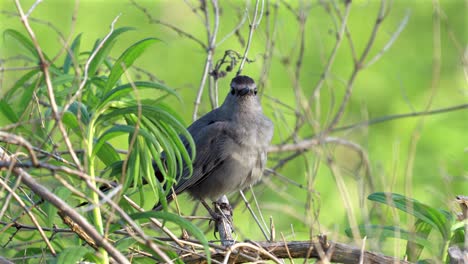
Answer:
96 141 121 166
62 111 81 133
158 121 192 178
346 224 434 250
128 142 141 192
53 246 92 264
368 192 452 240
4 29 38 58
97 81 179 110
142 116 176 179
93 125 135 156
36 74 77 102
63 33 82 74
405 220 433 261
104 38 159 93
87 27 135 77
131 211 210 262
67 101 90 125
4 69 40 102
44 187 71 228
115 237 137 252
138 137 157 200
0 99 19 123
19 82 36 113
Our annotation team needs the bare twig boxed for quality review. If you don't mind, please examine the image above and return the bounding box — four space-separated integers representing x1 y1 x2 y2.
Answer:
239 190 270 241
0 147 130 264
130 0 206 49
25 0 42 17
0 132 39 165
237 0 264 75
14 0 83 170
365 10 411 68
311 1 352 101
63 14 121 113
0 175 56 255
325 0 389 133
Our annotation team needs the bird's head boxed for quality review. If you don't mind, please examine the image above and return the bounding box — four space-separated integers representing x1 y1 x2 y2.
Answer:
229 75 257 97
222 75 262 114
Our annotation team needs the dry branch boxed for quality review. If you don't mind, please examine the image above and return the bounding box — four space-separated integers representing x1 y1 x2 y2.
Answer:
0 147 130 264
182 237 412 264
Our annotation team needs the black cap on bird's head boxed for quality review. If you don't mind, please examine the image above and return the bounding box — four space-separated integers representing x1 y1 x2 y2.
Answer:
230 75 257 97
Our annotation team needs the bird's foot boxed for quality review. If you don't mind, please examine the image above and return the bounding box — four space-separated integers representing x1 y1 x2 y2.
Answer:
211 201 234 241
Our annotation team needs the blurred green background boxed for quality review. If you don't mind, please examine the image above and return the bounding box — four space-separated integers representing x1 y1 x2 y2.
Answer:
1 0 466 254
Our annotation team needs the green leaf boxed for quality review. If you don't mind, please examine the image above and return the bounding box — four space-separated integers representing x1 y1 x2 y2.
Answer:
405 219 433 261
4 69 40 102
96 141 121 166
115 236 137 252
63 33 82 74
104 38 159 93
97 81 178 110
87 27 135 77
93 125 136 156
52 246 92 264
19 82 36 113
67 101 90 125
368 192 452 240
62 111 81 134
131 211 210 263
45 187 71 228
4 29 38 58
449 223 465 247
346 224 434 250
0 99 19 123
36 74 77 103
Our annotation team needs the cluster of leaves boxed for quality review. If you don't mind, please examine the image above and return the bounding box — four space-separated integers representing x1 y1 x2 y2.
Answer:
0 28 208 262
347 192 465 263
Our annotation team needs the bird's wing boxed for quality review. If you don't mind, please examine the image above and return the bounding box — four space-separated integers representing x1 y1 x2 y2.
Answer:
171 119 233 196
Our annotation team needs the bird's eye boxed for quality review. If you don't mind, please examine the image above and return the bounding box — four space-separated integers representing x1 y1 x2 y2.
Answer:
230 89 235 95
254 89 258 95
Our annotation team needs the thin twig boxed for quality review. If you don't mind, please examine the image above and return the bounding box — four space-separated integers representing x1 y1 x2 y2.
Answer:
0 146 178 263
237 0 263 75
239 190 270 241
192 0 220 120
63 14 121 113
14 0 83 170
325 0 389 133
311 1 352 101
130 0 206 49
25 0 42 17
365 9 411 68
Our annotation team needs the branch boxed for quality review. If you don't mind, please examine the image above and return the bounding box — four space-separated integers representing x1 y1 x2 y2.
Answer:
268 103 468 153
237 0 263 75
182 237 412 264
14 0 83 170
0 147 130 264
192 0 220 120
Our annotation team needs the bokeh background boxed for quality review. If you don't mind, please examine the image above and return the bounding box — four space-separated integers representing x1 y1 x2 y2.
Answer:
1 0 467 258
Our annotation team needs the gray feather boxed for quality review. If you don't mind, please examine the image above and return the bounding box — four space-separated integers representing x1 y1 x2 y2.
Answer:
154 75 273 209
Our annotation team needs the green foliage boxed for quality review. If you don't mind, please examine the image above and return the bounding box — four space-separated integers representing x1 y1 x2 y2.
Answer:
0 27 196 262
132 211 211 263
346 192 463 262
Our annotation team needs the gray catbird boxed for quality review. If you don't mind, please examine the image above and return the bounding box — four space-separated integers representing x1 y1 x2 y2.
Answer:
153 75 273 210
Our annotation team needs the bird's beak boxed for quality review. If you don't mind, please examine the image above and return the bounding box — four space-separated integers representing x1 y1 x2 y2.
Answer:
238 88 251 96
